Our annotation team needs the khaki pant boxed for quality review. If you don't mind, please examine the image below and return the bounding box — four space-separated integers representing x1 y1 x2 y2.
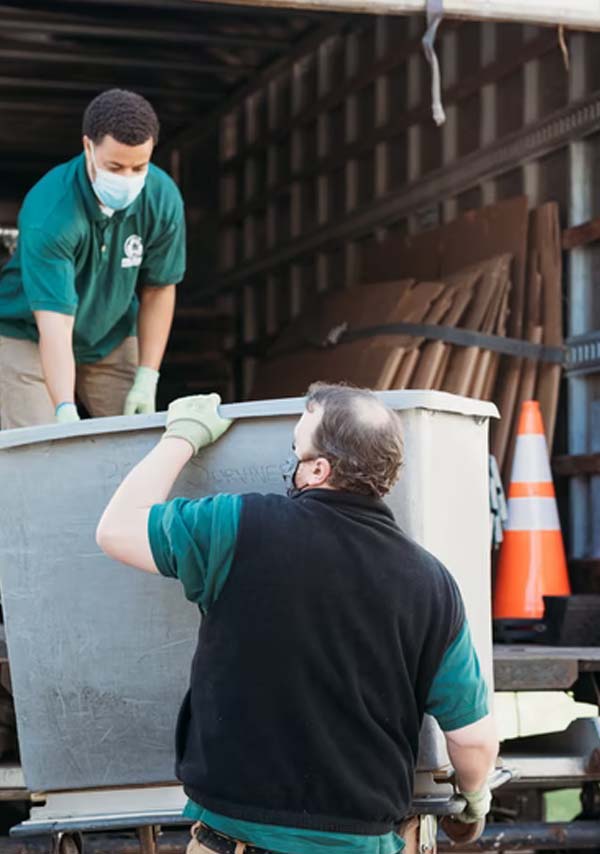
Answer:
185 819 420 854
0 335 138 430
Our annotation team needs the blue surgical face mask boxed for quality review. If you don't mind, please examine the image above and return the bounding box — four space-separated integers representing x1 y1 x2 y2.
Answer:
88 143 147 211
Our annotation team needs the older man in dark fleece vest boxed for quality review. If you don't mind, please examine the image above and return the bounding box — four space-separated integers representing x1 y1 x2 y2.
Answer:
97 383 498 854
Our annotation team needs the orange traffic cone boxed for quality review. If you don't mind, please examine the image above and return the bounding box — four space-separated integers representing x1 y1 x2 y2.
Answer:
493 400 571 621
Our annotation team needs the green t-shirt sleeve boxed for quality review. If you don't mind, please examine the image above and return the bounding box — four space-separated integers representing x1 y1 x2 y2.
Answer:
19 226 78 315
147 493 242 611
425 620 489 731
139 200 186 287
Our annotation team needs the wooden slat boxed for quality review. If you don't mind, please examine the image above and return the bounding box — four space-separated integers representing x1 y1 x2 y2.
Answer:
530 203 563 451
432 347 452 388
500 247 544 475
477 284 510 401
492 358 523 473
371 280 446 367
514 326 543 407
553 453 600 476
409 278 477 390
386 275 466 391
442 255 510 395
562 216 600 250
392 348 420 389
469 350 493 399
468 277 511 399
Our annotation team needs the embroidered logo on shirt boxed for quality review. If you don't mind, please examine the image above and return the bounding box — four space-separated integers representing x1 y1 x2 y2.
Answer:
121 234 144 268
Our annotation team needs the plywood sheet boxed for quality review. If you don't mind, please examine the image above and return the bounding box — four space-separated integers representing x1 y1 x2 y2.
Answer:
393 349 421 389
361 197 529 340
440 198 528 339
443 255 511 395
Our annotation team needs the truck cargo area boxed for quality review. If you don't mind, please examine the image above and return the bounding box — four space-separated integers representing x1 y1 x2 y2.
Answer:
1 1 600 851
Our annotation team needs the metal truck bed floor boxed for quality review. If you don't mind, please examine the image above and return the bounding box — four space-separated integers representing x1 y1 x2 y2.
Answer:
494 645 600 690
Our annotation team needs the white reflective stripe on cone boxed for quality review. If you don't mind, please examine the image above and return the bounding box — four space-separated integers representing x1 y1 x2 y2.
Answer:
510 434 553 483
506 496 561 531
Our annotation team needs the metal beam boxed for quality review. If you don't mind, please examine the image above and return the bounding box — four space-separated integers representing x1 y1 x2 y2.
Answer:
158 17 347 153
0 101 85 115
46 0 327 18
188 0 600 30
0 11 287 51
0 75 220 101
0 100 210 120
0 46 255 75
439 822 600 851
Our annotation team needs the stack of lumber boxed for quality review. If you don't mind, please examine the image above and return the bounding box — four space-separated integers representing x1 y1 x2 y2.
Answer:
250 197 563 486
252 254 511 397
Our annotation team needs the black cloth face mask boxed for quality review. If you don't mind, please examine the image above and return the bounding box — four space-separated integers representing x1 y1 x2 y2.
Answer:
281 454 302 498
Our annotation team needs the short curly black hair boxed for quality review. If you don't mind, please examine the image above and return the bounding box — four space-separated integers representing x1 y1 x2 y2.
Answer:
83 89 159 146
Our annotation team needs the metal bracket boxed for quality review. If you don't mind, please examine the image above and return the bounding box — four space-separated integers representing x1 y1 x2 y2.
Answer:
565 330 600 376
52 832 84 854
419 814 438 854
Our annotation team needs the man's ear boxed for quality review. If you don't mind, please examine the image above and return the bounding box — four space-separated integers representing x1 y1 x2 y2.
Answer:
83 137 93 169
311 456 331 486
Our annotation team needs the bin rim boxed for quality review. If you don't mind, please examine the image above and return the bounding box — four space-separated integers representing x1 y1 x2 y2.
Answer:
0 390 499 451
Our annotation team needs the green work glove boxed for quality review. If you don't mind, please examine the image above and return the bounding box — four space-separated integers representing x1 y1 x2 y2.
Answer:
163 393 232 455
123 366 159 416
456 786 491 823
55 402 80 424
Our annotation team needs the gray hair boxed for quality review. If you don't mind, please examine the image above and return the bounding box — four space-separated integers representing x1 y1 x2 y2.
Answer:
305 382 404 497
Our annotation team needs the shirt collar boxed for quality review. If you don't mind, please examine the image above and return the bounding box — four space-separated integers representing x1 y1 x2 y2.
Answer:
293 487 396 522
75 152 144 223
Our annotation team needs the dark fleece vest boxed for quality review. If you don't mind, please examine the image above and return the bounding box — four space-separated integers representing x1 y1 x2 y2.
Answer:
176 489 464 834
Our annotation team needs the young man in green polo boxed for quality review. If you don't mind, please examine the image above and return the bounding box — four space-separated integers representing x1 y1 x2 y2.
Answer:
0 88 186 429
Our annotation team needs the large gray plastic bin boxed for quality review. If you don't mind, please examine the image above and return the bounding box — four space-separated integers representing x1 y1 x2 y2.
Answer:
0 391 497 795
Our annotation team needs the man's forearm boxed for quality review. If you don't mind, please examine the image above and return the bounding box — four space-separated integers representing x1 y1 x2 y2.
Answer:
96 437 192 572
447 741 497 792
137 284 175 370
445 715 499 793
34 310 76 408
98 393 230 571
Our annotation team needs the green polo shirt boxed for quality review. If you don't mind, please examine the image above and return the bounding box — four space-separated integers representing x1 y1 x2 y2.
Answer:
148 495 490 854
0 153 186 363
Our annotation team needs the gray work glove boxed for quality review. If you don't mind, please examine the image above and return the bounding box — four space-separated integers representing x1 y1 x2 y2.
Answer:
456 786 491 823
162 393 232 455
123 366 159 416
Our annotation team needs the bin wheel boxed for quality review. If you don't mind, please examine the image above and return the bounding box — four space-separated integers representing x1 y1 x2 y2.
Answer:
53 831 84 854
440 816 485 844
